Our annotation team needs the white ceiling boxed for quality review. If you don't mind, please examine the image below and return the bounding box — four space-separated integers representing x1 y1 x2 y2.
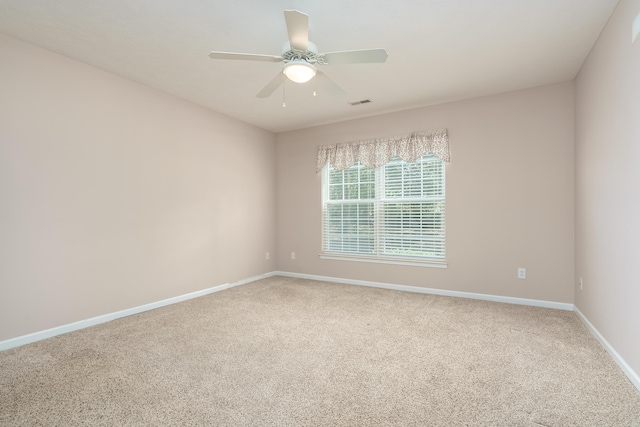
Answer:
0 0 619 133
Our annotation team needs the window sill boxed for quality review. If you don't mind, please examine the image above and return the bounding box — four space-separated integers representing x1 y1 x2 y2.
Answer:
319 253 447 268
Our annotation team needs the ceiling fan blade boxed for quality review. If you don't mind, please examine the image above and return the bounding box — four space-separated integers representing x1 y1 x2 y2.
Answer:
284 10 309 51
209 51 283 62
256 72 285 98
320 49 389 65
315 71 347 98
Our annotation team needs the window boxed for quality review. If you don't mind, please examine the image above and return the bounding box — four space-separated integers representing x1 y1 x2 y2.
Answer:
322 153 446 266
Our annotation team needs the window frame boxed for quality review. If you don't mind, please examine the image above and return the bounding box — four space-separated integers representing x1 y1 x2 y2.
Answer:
320 154 447 268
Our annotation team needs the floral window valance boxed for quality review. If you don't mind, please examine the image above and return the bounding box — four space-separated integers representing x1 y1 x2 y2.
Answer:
316 129 450 173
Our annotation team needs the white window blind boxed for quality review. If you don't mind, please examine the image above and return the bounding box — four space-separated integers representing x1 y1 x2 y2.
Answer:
322 153 446 263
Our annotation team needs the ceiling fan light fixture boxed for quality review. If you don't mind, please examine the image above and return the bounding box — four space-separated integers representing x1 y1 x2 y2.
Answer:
283 60 316 83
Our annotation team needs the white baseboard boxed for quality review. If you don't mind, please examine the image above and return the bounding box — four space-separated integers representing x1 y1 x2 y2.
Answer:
6 271 637 395
574 307 640 392
275 271 639 393
232 271 278 287
0 271 282 352
274 271 574 311
0 282 232 352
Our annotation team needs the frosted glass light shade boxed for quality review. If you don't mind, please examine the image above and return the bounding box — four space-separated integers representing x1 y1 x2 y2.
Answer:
283 61 317 83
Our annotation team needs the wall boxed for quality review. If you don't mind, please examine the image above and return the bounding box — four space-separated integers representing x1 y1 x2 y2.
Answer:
575 0 640 380
0 34 276 341
276 82 575 304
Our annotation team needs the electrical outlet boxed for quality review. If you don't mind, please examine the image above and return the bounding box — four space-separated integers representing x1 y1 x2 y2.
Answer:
265 252 270 260
291 252 296 260
579 277 583 291
517 268 526 279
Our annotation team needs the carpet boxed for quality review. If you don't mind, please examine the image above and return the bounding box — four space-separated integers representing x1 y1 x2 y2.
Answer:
1 275 639 426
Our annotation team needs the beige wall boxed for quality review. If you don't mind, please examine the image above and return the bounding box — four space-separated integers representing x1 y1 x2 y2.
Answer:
276 82 575 303
575 0 640 377
0 34 276 341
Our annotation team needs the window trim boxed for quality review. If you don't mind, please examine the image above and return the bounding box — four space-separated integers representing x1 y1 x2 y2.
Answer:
320 155 447 268
319 253 448 268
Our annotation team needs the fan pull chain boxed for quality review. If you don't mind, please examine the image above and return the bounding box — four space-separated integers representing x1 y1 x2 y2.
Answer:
282 73 287 107
313 76 317 97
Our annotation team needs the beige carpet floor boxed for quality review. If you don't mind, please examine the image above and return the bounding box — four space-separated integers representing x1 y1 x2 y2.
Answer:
1 275 639 426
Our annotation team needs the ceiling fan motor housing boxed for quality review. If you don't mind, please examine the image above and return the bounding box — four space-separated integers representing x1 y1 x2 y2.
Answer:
281 41 323 64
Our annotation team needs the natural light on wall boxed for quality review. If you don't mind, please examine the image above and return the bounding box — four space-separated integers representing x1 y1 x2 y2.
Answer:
634 11 640 44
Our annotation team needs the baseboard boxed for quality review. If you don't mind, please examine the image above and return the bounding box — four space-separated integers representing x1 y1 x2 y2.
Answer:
232 271 278 287
3 270 637 393
275 271 640 392
274 271 574 311
0 271 283 352
574 307 640 392
0 282 232 352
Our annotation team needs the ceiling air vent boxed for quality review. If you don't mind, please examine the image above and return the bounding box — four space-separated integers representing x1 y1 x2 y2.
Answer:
349 99 372 106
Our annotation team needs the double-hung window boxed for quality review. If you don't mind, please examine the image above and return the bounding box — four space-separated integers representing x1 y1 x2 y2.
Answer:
322 153 446 266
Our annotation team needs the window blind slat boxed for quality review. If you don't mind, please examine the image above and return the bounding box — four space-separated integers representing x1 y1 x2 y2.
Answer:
322 154 445 260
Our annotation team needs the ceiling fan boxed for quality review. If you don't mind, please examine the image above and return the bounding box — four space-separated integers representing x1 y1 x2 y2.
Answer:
208 10 388 99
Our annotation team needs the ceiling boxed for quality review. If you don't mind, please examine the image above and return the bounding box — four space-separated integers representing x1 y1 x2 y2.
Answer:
0 0 619 133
